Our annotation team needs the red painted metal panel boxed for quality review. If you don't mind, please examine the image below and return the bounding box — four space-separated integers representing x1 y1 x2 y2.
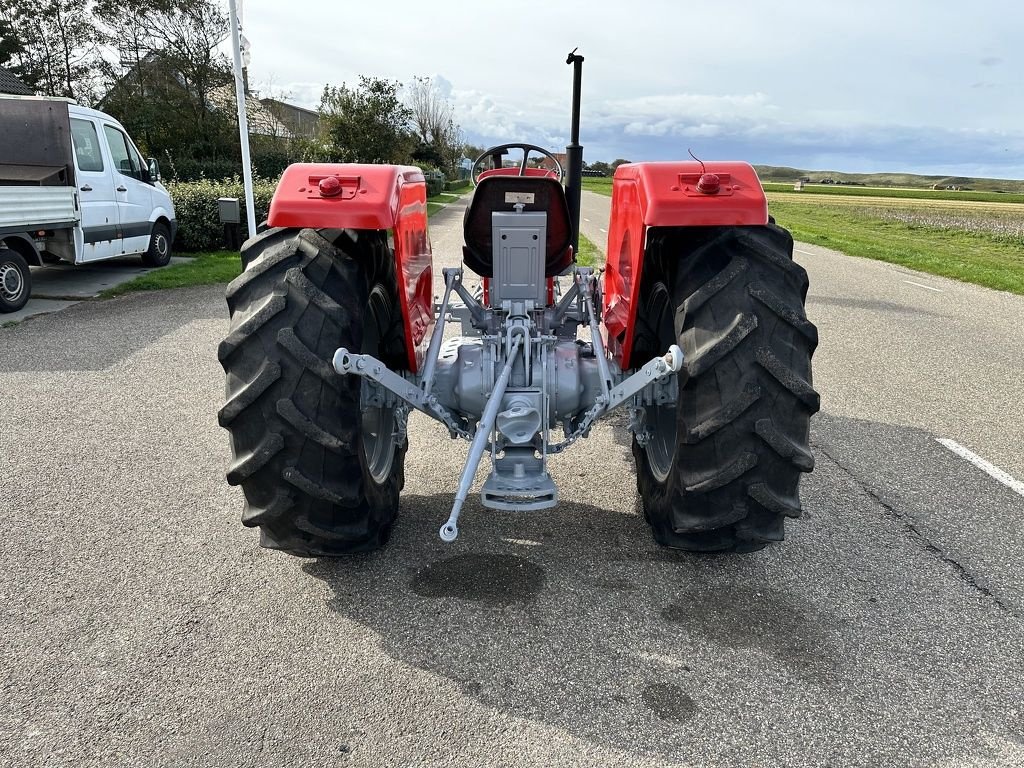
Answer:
602 161 767 369
392 174 433 372
267 163 433 372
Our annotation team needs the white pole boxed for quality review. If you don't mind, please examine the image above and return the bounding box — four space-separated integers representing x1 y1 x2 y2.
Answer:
228 0 257 240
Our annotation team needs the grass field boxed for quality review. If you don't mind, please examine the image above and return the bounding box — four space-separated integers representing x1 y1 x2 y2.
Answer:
581 176 1024 294
769 199 1024 294
762 183 1024 204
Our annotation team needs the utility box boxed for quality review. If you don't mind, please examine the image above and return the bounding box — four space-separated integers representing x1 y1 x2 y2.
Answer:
217 197 240 224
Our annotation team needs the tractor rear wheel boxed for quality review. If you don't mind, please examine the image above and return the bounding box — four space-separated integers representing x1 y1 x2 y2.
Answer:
218 227 407 556
633 224 819 552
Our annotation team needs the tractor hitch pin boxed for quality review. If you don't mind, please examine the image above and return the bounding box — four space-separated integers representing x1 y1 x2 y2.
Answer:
439 333 525 542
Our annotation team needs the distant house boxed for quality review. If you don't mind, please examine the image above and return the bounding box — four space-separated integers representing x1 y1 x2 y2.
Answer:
259 98 321 139
538 152 568 174
209 86 293 138
0 67 34 96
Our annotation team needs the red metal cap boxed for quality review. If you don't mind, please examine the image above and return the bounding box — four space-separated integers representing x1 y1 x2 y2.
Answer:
318 175 342 197
696 173 721 194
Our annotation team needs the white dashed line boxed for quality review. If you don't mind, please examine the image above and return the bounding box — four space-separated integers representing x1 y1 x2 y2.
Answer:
903 280 944 293
600 228 607 233
794 249 814 256
937 439 1024 498
583 217 591 222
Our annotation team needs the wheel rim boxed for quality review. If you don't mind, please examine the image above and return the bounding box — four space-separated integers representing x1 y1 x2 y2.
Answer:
155 233 168 258
362 404 397 483
0 263 24 303
360 285 399 484
643 283 679 482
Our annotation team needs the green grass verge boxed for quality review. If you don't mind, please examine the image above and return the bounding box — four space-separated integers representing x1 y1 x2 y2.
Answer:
581 177 613 196
427 191 464 217
576 232 601 267
101 251 239 298
771 200 1024 294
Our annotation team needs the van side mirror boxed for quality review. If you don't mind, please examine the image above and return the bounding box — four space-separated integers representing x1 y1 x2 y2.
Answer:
147 157 161 182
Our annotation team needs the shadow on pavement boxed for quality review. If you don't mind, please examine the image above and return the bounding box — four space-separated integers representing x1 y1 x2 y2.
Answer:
303 494 842 758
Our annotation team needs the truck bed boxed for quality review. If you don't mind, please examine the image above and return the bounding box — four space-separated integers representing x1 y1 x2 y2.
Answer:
0 185 79 235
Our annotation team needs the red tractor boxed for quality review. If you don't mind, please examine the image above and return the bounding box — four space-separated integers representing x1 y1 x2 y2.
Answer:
218 52 818 557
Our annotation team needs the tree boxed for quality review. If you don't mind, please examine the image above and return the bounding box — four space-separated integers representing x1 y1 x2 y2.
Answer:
406 76 464 178
0 0 104 102
95 0 236 178
320 77 414 164
588 161 612 176
463 143 486 163
611 158 632 170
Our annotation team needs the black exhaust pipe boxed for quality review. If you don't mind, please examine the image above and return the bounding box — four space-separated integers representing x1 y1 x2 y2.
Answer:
565 48 584 258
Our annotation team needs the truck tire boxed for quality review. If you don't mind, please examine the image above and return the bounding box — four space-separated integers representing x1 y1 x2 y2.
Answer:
218 227 408 556
0 248 31 313
141 221 172 267
632 224 819 552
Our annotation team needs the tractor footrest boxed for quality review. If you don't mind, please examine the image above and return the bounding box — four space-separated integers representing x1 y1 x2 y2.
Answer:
481 470 558 512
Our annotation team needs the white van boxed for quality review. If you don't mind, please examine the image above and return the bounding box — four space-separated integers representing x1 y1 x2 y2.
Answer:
0 96 177 312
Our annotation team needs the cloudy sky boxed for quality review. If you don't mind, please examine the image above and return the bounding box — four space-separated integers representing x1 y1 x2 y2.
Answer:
239 0 1024 179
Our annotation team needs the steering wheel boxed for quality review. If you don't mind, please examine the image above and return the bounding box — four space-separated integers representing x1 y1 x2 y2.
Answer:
471 143 563 184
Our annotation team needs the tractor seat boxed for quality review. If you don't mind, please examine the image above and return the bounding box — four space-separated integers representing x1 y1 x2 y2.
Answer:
462 176 574 278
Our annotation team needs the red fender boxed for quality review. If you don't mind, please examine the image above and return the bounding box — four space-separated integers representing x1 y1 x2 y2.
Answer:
602 161 768 369
268 163 433 372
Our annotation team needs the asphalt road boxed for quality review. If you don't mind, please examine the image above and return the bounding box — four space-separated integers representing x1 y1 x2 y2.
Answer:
1 194 1023 767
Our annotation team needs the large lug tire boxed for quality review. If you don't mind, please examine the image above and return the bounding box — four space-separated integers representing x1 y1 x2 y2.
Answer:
632 224 819 553
0 248 31 313
141 221 172 267
217 227 408 556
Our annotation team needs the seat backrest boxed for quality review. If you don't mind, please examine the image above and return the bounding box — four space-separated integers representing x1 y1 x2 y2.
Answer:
462 176 573 278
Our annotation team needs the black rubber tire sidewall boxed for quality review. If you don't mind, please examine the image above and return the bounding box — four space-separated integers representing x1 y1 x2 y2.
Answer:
141 222 172 267
633 224 819 553
0 248 31 312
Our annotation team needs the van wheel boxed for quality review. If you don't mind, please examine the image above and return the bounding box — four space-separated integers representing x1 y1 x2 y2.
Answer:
141 222 172 267
0 248 31 313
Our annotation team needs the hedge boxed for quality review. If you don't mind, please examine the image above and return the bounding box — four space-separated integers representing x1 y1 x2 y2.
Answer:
444 179 471 192
169 171 465 252
167 177 277 252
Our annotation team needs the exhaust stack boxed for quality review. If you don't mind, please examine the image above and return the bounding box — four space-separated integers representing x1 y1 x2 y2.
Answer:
565 48 584 258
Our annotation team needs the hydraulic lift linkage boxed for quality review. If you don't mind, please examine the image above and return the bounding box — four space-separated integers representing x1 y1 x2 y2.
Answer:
333 267 683 541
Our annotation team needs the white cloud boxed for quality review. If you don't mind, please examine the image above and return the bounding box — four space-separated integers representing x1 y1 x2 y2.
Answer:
244 0 1024 177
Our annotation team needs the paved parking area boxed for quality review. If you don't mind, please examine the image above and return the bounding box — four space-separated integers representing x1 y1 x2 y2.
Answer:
1 200 1023 767
3 256 191 325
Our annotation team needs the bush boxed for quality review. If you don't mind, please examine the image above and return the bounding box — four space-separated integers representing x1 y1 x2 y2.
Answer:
167 177 278 252
418 166 446 197
444 179 470 192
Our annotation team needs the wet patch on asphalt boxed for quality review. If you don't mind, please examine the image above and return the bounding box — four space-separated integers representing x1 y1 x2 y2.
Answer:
641 682 698 724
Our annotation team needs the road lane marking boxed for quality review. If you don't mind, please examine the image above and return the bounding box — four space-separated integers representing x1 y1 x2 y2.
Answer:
583 217 591 222
795 249 814 256
937 439 1024 498
600 228 607 233
903 280 944 293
